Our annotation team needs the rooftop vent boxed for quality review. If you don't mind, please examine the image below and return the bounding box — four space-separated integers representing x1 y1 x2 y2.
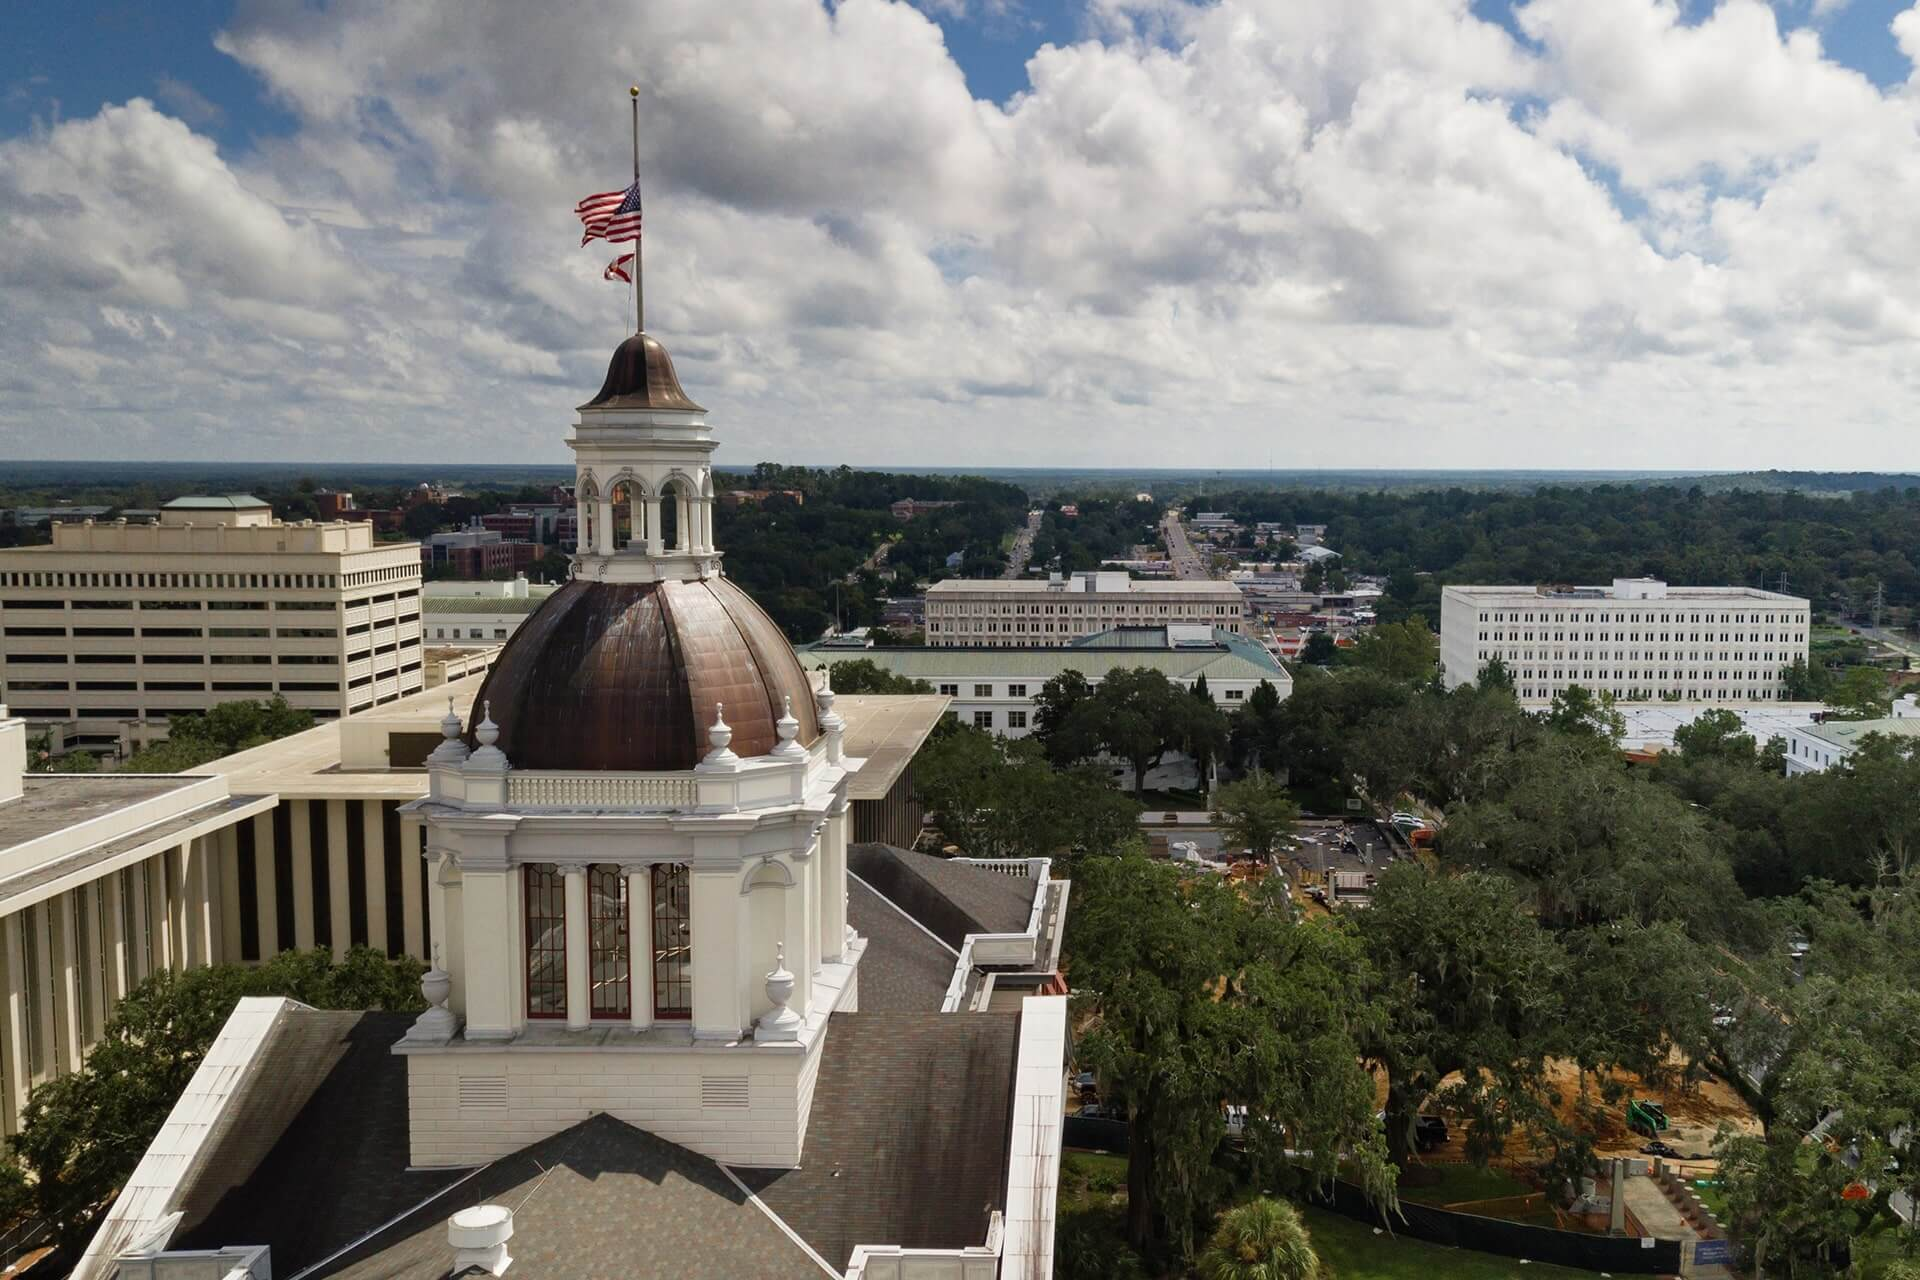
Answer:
448 1204 513 1276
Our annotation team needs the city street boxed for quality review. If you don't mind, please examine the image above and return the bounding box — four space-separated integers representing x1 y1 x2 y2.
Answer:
1161 511 1211 580
1002 508 1041 578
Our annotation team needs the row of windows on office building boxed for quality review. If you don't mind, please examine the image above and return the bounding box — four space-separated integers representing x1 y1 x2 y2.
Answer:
1478 629 1803 644
1478 649 1797 665
1476 608 1803 625
0 571 399 591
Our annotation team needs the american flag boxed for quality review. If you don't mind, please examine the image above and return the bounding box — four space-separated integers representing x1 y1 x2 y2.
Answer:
576 181 643 246
604 252 635 283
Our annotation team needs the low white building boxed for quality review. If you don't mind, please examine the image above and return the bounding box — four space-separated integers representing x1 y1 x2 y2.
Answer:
1440 578 1811 704
422 575 556 646
925 570 1244 647
803 624 1291 737
1784 695 1920 774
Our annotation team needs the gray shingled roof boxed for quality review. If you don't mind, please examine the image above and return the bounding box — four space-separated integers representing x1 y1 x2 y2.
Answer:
846 876 957 1012
737 1011 1019 1267
849 844 1035 951
316 1114 823 1280
172 1011 467 1276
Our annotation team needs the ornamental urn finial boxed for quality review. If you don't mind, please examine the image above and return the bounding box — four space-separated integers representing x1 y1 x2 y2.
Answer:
771 695 806 759
702 702 739 766
755 942 803 1042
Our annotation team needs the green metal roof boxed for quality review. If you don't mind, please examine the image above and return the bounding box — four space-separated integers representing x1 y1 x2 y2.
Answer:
422 592 554 615
1803 716 1920 749
161 495 269 510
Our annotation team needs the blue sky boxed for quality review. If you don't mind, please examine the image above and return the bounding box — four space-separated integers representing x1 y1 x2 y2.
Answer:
6 0 1920 467
5 0 1913 146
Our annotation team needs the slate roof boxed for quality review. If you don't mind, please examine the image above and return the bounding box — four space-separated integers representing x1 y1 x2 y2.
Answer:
846 875 957 1012
316 1114 822 1280
737 1011 1020 1268
849 843 1035 950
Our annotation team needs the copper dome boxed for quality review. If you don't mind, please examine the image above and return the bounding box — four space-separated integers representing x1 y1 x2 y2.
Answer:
469 577 819 771
582 332 706 413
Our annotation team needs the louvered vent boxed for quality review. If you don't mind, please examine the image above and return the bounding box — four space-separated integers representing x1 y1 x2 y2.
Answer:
701 1075 750 1108
458 1074 509 1111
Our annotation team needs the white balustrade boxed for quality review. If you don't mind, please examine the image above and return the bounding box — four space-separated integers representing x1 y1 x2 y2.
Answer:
505 772 697 810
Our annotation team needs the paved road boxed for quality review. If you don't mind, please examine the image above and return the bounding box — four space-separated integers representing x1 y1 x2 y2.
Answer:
1002 509 1041 579
1853 622 1920 662
1161 512 1211 581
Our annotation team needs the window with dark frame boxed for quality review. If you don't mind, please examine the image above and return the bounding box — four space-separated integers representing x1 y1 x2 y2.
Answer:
589 866 630 1019
524 864 567 1019
651 864 691 1020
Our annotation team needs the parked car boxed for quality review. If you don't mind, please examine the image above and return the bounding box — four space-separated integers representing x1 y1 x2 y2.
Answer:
1641 1140 1680 1158
1414 1114 1450 1149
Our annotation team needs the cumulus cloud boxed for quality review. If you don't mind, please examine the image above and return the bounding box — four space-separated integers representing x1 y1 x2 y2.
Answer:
0 0 1918 468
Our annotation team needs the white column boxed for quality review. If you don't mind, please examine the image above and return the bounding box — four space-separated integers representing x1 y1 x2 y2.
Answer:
129 864 152 983
0 914 27 1134
51 893 80 1074
81 883 107 1041
575 495 589 551
595 499 614 555
326 799 351 961
459 867 513 1039
215 823 241 967
675 492 691 552
187 838 213 967
104 872 129 1000
250 815 275 959
363 802 388 954
689 861 742 1039
644 496 663 555
627 867 651 1030
30 906 56 1080
401 817 425 961
561 864 590 1030
627 492 644 552
290 801 315 951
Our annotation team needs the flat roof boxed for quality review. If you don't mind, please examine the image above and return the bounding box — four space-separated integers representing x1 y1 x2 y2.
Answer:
1443 584 1808 604
1801 715 1920 750
422 596 549 615
207 674 490 801
0 774 198 851
925 578 1239 594
1573 701 1830 753
832 694 950 800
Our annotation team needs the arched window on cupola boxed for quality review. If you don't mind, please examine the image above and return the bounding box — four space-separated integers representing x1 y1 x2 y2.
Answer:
588 866 631 1019
657 475 687 553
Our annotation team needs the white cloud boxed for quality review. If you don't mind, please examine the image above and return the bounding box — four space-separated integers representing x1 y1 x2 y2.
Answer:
0 0 1918 468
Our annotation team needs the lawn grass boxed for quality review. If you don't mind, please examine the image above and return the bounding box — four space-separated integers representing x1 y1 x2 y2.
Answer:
1301 1205 1606 1279
1397 1163 1534 1207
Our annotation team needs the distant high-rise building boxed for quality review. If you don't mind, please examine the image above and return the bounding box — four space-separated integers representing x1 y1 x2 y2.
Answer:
0 496 424 754
1439 578 1811 703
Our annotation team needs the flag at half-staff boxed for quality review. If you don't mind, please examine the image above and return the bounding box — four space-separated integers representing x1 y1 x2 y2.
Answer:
577 181 642 246
577 86 648 333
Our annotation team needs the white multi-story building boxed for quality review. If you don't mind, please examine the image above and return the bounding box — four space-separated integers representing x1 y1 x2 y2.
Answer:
925 570 1244 647
1440 578 1811 703
0 496 424 754
804 624 1291 737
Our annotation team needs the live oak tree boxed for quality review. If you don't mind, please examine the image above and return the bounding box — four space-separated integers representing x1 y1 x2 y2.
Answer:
1342 616 1439 684
1355 864 1570 1169
913 725 1140 863
1041 668 1230 797
1211 770 1299 858
1067 850 1391 1259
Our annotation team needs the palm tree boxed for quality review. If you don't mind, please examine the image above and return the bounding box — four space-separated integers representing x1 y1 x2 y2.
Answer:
1196 1198 1322 1280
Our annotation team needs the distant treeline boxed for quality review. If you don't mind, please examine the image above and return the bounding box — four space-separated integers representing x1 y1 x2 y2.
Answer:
1189 483 1920 625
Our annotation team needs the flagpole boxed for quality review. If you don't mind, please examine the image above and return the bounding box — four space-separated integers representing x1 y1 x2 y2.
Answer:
629 85 643 335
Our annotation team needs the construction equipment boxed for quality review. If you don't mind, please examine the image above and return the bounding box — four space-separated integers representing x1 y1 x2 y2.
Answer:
1627 1098 1670 1138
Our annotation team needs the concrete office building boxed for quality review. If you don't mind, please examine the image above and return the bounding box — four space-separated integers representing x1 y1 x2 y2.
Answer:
1439 578 1811 703
804 624 1291 737
0 496 425 755
0 704 274 1133
925 570 1244 647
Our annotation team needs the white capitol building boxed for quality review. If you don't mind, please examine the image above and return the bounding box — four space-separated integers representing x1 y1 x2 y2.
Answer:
69 327 1072 1279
